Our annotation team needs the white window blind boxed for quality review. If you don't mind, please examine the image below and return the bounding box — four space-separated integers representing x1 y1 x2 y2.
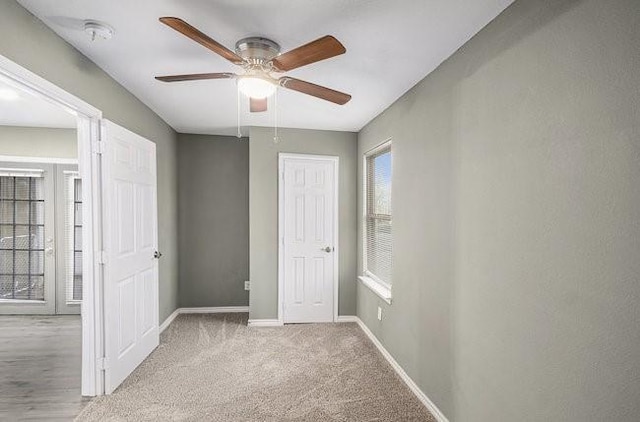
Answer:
0 172 46 300
365 143 392 286
64 172 82 304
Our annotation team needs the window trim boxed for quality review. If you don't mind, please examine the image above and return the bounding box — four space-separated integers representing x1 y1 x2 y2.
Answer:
361 139 393 303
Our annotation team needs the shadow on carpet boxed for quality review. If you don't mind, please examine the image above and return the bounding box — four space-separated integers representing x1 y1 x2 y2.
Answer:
76 313 435 421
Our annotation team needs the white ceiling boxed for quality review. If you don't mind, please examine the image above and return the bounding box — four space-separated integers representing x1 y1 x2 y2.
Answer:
17 0 513 136
0 78 77 128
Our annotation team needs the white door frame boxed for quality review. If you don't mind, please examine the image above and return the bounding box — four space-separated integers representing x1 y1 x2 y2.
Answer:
0 54 104 396
278 153 339 324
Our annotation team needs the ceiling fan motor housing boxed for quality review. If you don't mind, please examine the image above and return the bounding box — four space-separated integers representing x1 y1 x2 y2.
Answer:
235 37 281 64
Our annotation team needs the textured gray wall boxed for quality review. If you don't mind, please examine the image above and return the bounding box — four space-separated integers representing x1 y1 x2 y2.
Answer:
178 134 249 308
0 126 77 158
0 1 179 322
357 0 640 420
249 127 358 320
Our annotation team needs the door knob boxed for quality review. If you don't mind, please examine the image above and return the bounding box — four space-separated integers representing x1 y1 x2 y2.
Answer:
321 246 333 253
153 251 163 259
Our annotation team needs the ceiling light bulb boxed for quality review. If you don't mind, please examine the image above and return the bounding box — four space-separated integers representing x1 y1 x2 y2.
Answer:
238 77 276 99
0 88 19 101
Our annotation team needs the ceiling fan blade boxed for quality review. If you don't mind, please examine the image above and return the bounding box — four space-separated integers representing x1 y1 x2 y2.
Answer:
279 77 351 105
271 36 346 72
155 72 236 82
250 97 268 113
159 17 244 65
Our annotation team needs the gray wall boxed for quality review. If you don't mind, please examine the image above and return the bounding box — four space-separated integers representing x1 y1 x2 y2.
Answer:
249 127 358 320
0 0 179 321
0 126 77 158
178 134 249 308
357 0 640 421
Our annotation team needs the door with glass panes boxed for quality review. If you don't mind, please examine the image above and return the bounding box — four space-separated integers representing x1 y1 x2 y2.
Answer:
0 162 82 315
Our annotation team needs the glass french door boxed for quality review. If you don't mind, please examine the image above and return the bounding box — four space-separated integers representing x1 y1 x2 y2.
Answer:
0 162 81 315
0 163 55 314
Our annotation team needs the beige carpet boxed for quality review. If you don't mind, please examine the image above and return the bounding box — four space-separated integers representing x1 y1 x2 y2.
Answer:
77 314 435 421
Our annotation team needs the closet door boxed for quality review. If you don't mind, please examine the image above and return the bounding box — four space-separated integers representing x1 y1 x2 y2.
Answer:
55 165 82 315
0 162 56 315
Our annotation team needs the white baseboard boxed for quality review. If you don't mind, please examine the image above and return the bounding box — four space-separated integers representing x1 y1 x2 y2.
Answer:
336 315 359 322
246 315 356 325
353 317 449 422
159 308 181 333
247 319 283 327
179 306 249 314
159 306 249 333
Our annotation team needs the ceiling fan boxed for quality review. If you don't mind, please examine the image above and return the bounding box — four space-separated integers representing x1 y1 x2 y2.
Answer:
155 17 351 112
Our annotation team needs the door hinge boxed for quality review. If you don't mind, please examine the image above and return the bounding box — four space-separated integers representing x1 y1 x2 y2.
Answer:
96 250 107 265
94 139 105 155
97 357 109 371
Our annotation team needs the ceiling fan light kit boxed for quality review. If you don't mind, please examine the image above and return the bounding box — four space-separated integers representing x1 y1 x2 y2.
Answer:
234 37 279 99
155 17 352 113
237 76 276 99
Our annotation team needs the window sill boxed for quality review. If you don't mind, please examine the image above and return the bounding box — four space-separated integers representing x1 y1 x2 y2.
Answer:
0 299 46 304
358 276 392 305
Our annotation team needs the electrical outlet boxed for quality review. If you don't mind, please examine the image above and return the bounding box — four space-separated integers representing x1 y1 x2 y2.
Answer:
244 281 250 291
377 306 382 321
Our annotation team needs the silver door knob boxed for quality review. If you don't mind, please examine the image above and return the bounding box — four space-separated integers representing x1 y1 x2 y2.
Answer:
153 251 163 259
321 246 333 253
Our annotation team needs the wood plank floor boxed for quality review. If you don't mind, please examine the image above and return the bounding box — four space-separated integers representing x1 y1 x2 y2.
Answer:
0 315 89 421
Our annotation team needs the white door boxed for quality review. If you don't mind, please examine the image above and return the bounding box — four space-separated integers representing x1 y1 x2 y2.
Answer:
280 154 337 323
102 120 159 394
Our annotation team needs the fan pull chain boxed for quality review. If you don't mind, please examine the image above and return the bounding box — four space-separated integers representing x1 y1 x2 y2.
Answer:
236 82 242 139
273 88 280 144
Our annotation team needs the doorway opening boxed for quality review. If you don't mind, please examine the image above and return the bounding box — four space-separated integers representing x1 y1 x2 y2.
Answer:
0 52 162 407
0 74 87 418
0 54 103 405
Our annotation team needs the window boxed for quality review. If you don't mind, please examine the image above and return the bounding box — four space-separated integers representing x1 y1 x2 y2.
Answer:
0 164 83 313
65 172 82 303
364 142 392 290
0 170 46 301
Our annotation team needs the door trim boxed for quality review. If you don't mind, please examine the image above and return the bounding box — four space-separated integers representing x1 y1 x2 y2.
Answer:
278 153 339 324
0 54 104 396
